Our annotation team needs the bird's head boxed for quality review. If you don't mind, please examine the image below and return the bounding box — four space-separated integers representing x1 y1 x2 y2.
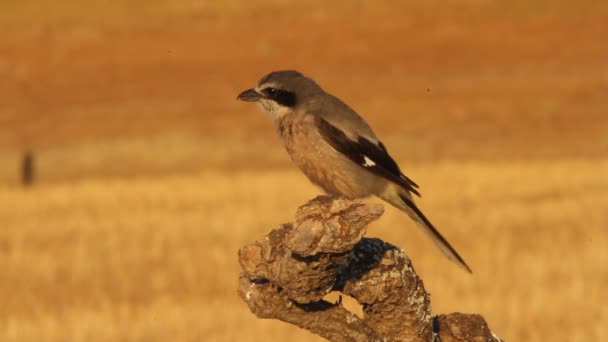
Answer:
237 70 322 121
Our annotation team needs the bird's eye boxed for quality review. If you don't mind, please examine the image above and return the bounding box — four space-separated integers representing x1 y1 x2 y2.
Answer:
264 87 278 97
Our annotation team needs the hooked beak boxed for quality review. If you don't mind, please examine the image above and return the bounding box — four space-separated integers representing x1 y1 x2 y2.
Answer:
237 88 263 102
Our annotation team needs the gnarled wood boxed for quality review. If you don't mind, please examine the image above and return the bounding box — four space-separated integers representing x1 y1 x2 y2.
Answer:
238 195 502 342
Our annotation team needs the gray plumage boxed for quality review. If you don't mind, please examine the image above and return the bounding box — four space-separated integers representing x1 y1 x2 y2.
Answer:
237 70 471 273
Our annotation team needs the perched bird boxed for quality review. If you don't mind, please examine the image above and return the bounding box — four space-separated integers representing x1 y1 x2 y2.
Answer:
237 70 471 273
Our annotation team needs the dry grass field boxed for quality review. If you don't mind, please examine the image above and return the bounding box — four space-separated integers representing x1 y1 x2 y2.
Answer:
1 1 607 341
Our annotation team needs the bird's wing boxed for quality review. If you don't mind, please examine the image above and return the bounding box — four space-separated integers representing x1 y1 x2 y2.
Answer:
315 117 420 197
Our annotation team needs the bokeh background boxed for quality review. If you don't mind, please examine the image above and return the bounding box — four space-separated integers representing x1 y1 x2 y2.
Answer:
1 1 607 341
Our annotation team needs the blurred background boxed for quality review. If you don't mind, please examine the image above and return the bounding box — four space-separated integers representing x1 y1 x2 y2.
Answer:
1 0 607 341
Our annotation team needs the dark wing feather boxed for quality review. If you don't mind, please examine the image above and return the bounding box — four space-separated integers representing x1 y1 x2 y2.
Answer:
316 117 420 197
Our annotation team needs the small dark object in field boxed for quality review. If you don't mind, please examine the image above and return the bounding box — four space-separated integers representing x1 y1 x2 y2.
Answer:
22 150 35 187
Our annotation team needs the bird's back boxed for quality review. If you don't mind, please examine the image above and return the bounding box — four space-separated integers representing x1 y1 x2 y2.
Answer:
306 91 379 144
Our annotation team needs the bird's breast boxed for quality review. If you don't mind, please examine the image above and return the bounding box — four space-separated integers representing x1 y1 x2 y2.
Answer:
280 116 377 199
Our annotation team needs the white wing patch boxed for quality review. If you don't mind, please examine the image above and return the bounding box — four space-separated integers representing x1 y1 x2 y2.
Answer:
363 155 376 167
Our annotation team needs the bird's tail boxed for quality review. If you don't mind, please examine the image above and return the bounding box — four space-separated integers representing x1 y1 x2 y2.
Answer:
378 184 472 273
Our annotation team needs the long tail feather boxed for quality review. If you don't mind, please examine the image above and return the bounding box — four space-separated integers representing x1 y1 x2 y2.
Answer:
379 186 472 273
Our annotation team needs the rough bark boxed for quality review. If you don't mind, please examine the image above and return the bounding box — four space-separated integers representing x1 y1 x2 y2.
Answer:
238 195 502 342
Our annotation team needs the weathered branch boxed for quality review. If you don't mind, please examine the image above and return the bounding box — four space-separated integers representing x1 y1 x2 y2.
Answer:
238 195 502 342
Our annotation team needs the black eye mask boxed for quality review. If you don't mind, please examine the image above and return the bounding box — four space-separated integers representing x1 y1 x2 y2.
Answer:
263 87 296 107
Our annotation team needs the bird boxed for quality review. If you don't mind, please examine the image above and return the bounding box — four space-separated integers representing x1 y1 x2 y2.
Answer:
237 70 471 273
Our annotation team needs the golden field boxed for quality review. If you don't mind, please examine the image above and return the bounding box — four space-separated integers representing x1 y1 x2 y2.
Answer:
1 1 607 341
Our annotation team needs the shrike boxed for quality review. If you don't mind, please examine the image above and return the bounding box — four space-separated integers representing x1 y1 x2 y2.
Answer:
237 70 471 273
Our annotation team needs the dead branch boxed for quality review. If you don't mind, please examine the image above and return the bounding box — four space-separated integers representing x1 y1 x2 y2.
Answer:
238 195 502 342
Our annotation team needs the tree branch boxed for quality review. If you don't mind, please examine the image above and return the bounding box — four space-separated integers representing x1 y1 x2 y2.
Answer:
238 195 502 342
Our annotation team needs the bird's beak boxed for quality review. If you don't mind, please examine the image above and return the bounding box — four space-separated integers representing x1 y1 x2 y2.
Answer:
237 88 263 102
